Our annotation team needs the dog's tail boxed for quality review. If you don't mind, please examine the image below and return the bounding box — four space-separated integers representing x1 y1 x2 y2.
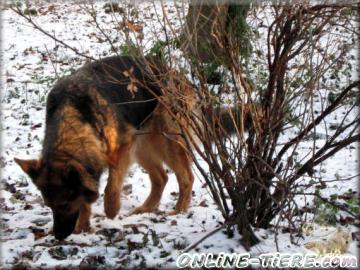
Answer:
205 105 253 137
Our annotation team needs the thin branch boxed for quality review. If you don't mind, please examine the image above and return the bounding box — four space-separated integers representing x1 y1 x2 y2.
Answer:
276 80 360 164
182 224 227 253
11 6 96 61
297 192 357 218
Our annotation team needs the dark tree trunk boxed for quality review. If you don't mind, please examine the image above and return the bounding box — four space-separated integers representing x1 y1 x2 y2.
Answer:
181 1 229 64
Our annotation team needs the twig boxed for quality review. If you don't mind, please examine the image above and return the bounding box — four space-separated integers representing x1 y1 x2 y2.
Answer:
85 3 120 55
44 44 59 79
111 98 157 105
297 192 357 218
276 80 360 163
182 224 226 253
11 6 95 61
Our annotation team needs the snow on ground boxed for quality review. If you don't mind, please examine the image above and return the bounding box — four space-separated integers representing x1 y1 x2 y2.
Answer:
0 2 358 269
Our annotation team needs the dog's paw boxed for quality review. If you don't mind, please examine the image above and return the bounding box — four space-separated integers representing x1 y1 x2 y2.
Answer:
104 193 120 219
105 206 119 219
166 209 186 216
167 205 189 216
74 224 90 234
130 206 156 215
74 219 91 234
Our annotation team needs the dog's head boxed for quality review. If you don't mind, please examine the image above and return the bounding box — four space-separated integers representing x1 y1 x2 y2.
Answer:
14 158 99 240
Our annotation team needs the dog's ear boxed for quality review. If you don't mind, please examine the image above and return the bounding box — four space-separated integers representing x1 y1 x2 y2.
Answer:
66 162 99 203
14 158 43 181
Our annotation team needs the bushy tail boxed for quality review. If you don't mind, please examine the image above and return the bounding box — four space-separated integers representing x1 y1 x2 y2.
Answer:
205 106 252 136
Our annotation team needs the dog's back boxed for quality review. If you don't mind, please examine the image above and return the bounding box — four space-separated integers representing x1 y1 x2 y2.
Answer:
46 56 163 127
42 56 166 159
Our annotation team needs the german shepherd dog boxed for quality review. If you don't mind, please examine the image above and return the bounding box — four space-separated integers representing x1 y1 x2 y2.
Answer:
14 56 201 240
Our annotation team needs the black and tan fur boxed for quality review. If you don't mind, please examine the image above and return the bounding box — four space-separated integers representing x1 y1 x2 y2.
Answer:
15 56 245 240
14 56 200 239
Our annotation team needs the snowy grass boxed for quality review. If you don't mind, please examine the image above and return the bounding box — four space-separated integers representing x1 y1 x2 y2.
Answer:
0 2 358 268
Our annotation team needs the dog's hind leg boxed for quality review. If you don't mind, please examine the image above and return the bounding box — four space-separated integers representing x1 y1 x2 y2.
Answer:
131 160 168 214
164 144 194 215
74 202 91 233
104 143 132 219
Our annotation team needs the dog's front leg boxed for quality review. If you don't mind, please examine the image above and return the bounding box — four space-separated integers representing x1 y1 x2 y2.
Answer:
104 143 132 219
74 202 91 233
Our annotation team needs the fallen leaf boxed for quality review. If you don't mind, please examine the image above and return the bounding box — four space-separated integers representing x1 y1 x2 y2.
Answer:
123 184 132 195
80 256 106 269
339 215 355 225
352 231 360 241
30 227 46 240
170 220 177 226
48 247 67 260
199 200 208 207
126 21 143 33
31 123 42 130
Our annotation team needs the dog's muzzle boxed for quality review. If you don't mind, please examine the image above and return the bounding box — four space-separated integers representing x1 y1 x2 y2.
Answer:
53 211 79 240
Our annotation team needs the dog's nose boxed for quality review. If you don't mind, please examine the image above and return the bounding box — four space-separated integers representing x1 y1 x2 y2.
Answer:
54 222 74 240
54 229 71 240
52 211 79 240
